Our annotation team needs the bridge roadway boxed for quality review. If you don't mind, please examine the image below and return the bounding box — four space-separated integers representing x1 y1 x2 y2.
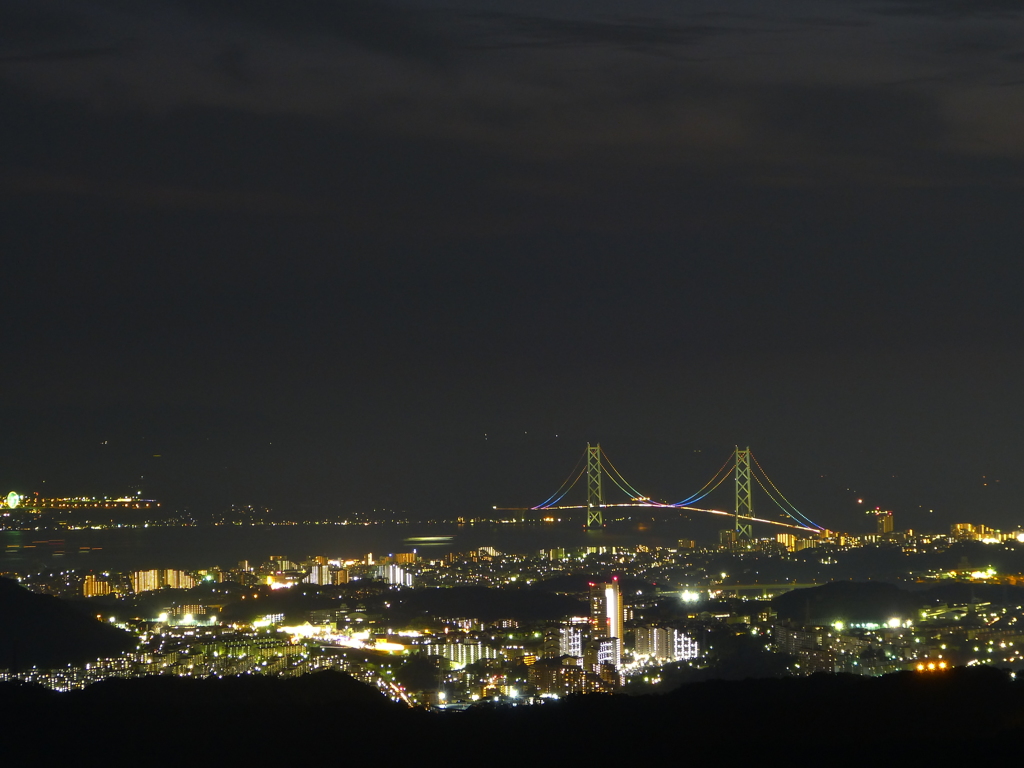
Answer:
496 502 818 532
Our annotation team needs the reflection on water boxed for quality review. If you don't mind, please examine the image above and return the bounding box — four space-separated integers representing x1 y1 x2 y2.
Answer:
1 517 717 573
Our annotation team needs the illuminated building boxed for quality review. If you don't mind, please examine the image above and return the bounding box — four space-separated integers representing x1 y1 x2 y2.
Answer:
394 552 418 564
304 564 333 586
589 637 619 669
132 570 162 594
952 523 975 538
634 626 661 658
380 564 414 587
589 579 624 667
266 556 297 573
82 574 111 597
543 626 586 658
170 604 206 617
528 657 614 696
673 631 699 661
869 509 894 534
951 523 1001 541
131 569 197 594
633 627 700 662
423 641 500 669
558 626 584 658
164 569 196 589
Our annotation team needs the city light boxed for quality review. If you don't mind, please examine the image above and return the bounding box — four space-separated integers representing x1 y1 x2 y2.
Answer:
5 519 1023 703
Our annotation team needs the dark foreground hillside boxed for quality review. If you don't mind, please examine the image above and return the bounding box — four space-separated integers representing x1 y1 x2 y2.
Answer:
2 666 1022 762
0 577 136 669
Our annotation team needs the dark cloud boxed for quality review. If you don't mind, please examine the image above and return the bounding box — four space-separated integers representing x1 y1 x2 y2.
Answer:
0 47 124 64
448 12 728 53
0 0 734 79
175 0 731 54
762 85 944 159
1 4 94 45
868 0 1024 17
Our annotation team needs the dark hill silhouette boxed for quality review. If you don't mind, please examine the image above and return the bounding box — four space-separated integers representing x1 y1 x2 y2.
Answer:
0 577 136 670
773 581 920 624
389 586 586 622
2 667 1023 761
72 668 400 711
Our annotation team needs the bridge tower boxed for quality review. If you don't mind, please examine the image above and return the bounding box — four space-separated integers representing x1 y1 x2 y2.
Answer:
586 443 604 528
734 446 753 540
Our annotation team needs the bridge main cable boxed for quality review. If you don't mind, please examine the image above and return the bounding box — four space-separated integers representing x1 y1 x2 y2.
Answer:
532 445 588 510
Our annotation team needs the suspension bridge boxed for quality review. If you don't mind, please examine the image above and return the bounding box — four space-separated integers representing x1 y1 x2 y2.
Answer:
498 444 824 540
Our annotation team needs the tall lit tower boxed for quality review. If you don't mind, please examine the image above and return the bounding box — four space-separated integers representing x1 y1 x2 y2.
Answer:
589 578 624 667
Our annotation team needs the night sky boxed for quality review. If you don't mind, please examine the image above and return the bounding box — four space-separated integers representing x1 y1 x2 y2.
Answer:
3 0 1024 533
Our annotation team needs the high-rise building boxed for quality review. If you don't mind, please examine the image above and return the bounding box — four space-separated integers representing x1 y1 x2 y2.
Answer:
528 657 616 696
543 625 588 659
132 569 162 594
130 569 196 594
304 564 333 586
589 583 605 634
635 626 701 662
558 626 585 658
635 626 669 659
674 630 700 661
869 508 894 534
380 563 414 587
165 569 197 590
589 579 624 667
584 637 620 671
83 574 111 597
422 641 500 669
